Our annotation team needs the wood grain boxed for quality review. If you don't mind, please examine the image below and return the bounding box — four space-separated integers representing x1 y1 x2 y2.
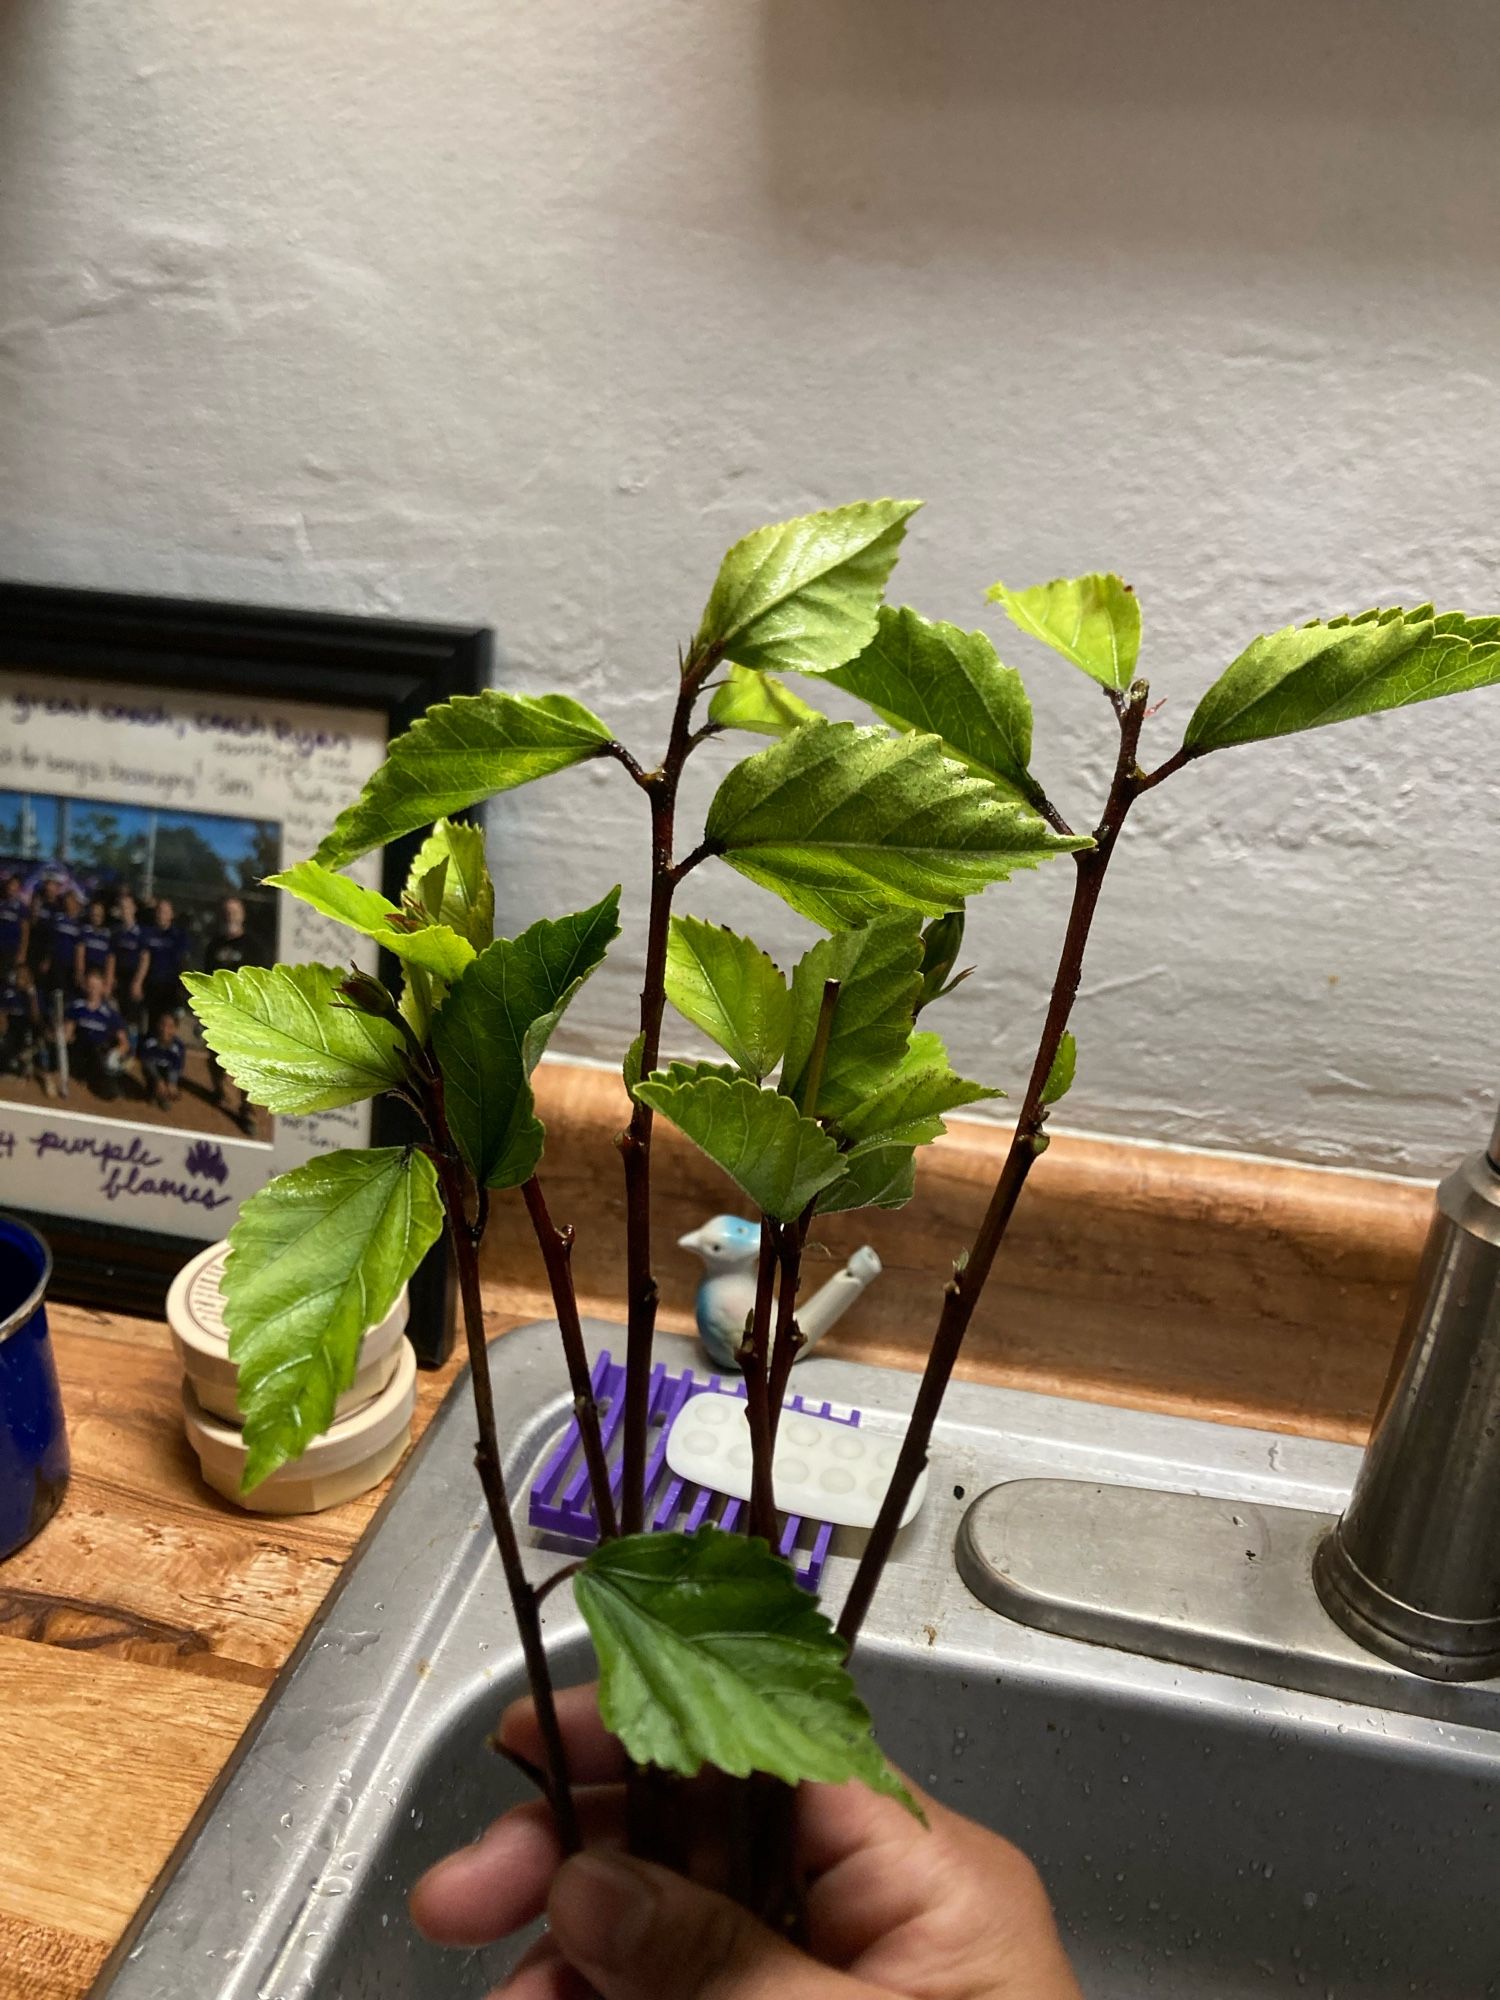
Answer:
0 1301 482 1998
1 1305 459 1687
0 1636 259 1947
0 1913 108 2000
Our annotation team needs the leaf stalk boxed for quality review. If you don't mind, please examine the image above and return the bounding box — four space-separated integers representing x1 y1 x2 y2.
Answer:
520 1175 619 1537
737 1217 781 1544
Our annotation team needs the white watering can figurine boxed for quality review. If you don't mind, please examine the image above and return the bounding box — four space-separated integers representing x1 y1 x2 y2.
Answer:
677 1214 883 1372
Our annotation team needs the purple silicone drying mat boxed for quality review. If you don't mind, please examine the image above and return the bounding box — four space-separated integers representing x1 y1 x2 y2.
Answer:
527 1349 861 1590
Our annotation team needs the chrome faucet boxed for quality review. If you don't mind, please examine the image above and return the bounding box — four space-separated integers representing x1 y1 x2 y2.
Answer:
1315 1101 1500 1681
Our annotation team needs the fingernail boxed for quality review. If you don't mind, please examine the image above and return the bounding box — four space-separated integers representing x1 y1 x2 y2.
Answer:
550 1852 657 1972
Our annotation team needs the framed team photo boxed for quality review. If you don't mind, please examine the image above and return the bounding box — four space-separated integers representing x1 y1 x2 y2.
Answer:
0 584 490 1338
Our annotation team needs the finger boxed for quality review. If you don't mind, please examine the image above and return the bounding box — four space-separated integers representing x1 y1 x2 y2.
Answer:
411 1784 626 1945
796 1780 952 1968
806 1793 1083 2000
547 1851 883 2000
796 1770 937 1879
489 1933 593 2000
499 1683 628 1786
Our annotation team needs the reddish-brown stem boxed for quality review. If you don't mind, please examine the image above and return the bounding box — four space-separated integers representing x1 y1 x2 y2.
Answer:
837 685 1154 1650
431 1144 580 1851
765 1213 811 1436
760 977 838 1442
618 654 715 1530
521 1175 618 1538
670 838 715 882
1135 740 1199 793
1025 782 1075 840
737 1219 781 1543
601 739 651 787
534 1557 586 1606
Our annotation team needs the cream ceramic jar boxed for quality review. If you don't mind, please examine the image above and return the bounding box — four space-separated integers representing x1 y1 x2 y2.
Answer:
166 1239 408 1423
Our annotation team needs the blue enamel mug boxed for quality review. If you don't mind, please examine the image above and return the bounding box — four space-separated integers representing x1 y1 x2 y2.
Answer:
0 1214 69 1561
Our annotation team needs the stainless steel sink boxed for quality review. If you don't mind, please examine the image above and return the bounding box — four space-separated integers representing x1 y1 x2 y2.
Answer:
93 1322 1500 1999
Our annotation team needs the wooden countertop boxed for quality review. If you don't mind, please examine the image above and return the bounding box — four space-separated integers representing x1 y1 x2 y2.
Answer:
0 1299 482 2000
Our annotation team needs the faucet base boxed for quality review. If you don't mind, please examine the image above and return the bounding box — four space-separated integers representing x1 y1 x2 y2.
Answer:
1312 1526 1500 1682
957 1478 1500 1729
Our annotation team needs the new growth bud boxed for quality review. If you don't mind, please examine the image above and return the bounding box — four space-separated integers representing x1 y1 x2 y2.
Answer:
916 910 971 1012
337 967 403 1025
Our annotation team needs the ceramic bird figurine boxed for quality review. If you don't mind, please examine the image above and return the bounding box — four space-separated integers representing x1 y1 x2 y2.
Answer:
677 1215 883 1372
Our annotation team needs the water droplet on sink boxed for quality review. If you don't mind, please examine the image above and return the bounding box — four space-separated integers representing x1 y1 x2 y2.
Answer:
317 1875 352 1898
279 1812 294 1830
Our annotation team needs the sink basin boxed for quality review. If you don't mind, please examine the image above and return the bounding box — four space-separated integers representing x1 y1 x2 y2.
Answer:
93 1323 1500 1999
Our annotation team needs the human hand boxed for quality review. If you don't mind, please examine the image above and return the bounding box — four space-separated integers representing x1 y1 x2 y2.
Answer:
411 1684 1083 2000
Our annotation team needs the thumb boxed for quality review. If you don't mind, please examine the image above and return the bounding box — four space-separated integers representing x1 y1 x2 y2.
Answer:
547 1851 875 2000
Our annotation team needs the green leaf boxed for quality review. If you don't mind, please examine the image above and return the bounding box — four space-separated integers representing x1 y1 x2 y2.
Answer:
828 605 1037 804
1042 1031 1077 1107
622 1031 646 1096
1183 607 1500 753
314 691 614 869
432 890 621 1189
645 1057 742 1088
632 1070 844 1221
695 500 921 677
222 1147 443 1489
396 821 493 1037
705 721 1088 931
664 916 791 1081
269 859 476 983
183 963 408 1115
814 1138 917 1216
414 855 448 920
399 963 442 1046
575 1526 914 1809
987 573 1140 692
707 663 827 738
780 915 924 1120
836 1030 1002 1148
405 817 494 950
916 910 968 1012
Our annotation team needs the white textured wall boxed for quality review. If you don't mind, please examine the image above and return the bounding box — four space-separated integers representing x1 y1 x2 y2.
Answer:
3 1 1498 1177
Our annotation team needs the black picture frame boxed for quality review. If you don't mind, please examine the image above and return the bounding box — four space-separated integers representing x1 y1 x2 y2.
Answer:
0 582 492 1364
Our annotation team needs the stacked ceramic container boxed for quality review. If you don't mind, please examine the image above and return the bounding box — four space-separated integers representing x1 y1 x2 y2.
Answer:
166 1240 418 1514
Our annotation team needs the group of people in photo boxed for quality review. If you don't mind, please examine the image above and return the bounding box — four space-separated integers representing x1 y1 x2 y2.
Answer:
0 869 261 1127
